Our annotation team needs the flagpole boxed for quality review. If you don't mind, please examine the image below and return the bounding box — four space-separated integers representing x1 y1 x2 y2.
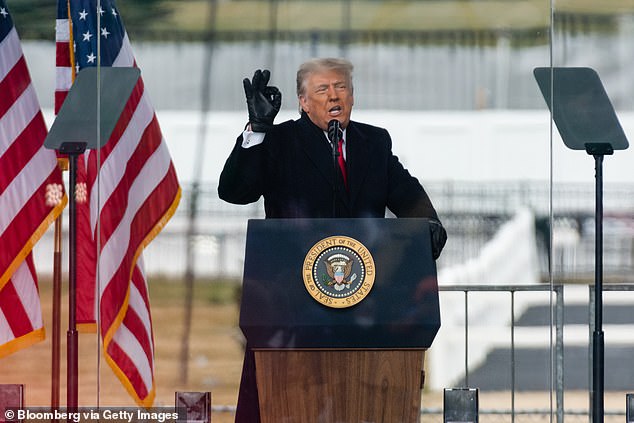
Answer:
51 216 62 410
51 159 67 414
65 148 84 410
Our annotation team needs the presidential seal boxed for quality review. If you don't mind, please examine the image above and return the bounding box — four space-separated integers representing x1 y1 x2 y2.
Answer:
302 236 375 308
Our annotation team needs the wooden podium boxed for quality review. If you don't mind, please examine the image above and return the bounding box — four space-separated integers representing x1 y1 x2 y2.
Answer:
240 219 441 423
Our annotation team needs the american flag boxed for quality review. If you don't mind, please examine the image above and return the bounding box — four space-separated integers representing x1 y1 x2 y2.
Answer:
0 0 67 357
55 0 181 406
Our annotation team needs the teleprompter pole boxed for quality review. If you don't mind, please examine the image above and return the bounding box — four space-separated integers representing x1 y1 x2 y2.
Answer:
591 153 605 423
51 158 67 416
51 216 62 411
60 143 87 410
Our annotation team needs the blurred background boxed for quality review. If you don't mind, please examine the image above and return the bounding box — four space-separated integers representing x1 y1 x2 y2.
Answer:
3 0 634 421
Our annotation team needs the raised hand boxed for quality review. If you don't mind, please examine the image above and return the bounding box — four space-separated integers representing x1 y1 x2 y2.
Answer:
243 69 282 132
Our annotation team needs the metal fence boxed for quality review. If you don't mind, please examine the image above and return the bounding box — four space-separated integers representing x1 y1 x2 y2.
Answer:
435 283 634 422
438 285 565 423
142 180 634 280
171 180 634 221
419 408 626 423
207 407 627 423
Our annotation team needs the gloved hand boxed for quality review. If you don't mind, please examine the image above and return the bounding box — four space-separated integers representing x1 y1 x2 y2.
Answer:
428 219 447 260
243 69 282 132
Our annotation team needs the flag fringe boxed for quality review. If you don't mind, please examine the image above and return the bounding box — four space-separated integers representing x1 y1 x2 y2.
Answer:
0 327 46 359
104 351 156 408
0 195 68 292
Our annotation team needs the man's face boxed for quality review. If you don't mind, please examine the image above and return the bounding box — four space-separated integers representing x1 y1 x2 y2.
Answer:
299 70 354 131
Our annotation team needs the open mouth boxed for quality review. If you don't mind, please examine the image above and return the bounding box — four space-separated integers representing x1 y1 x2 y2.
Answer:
329 105 342 117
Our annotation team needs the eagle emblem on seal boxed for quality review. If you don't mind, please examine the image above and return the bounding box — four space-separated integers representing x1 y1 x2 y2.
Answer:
325 253 357 291
303 236 375 308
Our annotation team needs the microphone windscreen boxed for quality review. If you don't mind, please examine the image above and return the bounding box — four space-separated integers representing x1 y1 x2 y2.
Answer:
328 119 341 143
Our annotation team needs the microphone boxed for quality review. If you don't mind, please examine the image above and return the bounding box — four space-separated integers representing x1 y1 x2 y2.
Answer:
327 119 341 148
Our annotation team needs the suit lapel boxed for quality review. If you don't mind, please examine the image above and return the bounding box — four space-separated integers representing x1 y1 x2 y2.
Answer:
297 115 334 185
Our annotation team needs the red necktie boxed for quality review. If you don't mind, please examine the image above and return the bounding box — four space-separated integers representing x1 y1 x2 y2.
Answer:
337 138 348 190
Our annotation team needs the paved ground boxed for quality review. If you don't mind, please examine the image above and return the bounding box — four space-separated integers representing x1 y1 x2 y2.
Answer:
460 303 634 391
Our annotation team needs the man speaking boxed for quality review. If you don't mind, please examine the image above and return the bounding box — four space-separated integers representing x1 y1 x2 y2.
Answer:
218 57 447 422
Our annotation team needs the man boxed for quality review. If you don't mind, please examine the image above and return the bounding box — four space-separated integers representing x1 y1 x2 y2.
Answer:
218 58 446 422
219 58 444 223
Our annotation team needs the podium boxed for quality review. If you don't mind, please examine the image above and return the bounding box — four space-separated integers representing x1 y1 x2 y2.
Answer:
240 218 441 423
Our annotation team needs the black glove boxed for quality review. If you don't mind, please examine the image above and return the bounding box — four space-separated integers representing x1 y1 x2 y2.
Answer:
243 69 282 132
428 219 447 260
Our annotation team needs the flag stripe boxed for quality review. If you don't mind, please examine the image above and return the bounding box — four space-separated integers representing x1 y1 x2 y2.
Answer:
0 174 54 263
0 27 21 80
0 306 13 344
0 136 59 235
0 113 43 193
0 279 32 337
112 34 133 67
0 82 39 153
0 56 29 118
55 18 70 43
55 66 72 91
12 257 43 328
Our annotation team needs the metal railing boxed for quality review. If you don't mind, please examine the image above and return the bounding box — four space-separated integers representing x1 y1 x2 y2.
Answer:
439 284 565 423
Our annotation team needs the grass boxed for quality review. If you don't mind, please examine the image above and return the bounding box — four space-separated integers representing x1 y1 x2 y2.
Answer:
147 276 241 305
163 0 634 35
166 0 552 33
10 0 634 41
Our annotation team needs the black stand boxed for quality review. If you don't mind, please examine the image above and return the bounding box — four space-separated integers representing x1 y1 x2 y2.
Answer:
590 145 609 423
327 119 342 217
59 143 86 409
43 67 140 408
534 67 629 423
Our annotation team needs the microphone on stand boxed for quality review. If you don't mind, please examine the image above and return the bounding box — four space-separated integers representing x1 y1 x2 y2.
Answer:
328 119 341 148
327 119 341 217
